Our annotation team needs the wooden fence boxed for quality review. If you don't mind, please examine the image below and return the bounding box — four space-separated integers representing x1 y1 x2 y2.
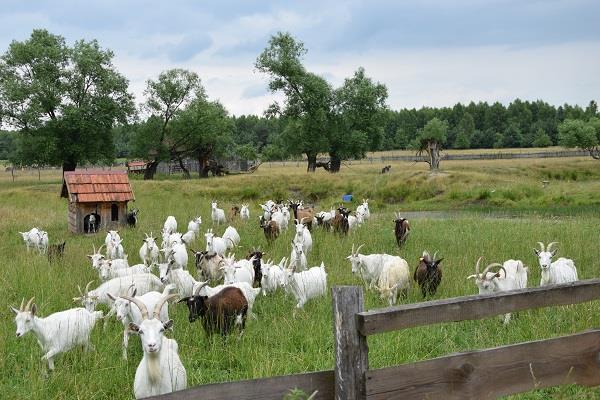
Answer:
150 279 600 399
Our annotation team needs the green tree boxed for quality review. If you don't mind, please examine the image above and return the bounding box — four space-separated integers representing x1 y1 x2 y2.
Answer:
559 118 600 159
453 112 474 149
256 33 331 172
0 130 16 159
0 29 134 179
416 117 448 170
134 69 204 179
531 128 552 147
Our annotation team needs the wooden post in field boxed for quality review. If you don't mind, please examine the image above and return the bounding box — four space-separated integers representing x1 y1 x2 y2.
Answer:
332 286 368 400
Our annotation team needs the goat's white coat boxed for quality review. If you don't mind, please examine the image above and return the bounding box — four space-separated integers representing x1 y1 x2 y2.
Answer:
293 222 312 254
284 263 327 308
19 228 41 252
204 230 228 256
240 205 250 221
376 258 410 306
187 217 202 234
77 274 164 312
222 226 240 248
163 216 178 235
211 202 226 225
139 237 160 266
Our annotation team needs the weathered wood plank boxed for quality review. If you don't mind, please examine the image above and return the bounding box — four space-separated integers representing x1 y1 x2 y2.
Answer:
366 330 600 400
333 286 369 400
358 279 600 335
146 370 334 400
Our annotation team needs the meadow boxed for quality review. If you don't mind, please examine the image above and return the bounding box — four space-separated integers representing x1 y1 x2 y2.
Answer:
1 156 599 399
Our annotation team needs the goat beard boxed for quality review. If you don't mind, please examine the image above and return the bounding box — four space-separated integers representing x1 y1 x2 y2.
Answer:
146 351 162 384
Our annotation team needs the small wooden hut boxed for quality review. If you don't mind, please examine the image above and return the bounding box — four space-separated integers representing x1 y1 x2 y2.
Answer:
62 171 135 234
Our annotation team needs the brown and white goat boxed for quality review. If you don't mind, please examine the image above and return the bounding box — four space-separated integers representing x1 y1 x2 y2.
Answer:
288 200 314 231
259 216 279 242
394 212 410 247
413 251 444 298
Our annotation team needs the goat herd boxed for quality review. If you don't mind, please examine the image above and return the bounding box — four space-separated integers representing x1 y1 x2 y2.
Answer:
13 199 579 398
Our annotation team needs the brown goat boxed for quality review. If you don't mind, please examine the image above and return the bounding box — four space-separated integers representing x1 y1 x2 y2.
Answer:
178 285 248 337
332 206 350 235
413 251 444 298
47 241 66 262
394 212 410 247
259 216 279 242
229 206 240 220
288 200 314 231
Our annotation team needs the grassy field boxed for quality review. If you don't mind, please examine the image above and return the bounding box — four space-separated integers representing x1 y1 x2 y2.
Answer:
1 156 599 399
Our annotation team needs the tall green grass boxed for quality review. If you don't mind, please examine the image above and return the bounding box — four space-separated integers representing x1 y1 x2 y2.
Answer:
0 161 599 399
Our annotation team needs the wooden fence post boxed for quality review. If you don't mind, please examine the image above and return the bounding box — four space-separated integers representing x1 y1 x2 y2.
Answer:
332 286 368 400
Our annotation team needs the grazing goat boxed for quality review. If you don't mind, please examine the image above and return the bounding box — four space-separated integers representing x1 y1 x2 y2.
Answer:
163 216 177 235
47 241 66 262
191 250 224 282
413 251 444 298
394 213 410 247
11 297 103 371
126 208 139 228
125 294 187 398
240 204 250 221
284 262 327 309
381 165 391 174
140 234 159 266
98 259 152 281
534 242 577 286
346 244 400 290
467 257 528 324
158 261 199 297
222 226 240 249
73 274 164 312
211 201 226 225
107 285 174 360
288 200 314 231
20 228 41 252
377 256 410 306
193 281 260 319
259 216 279 242
179 284 248 337
289 241 308 272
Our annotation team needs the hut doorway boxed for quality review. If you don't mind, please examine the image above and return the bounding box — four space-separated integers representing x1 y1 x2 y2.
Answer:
84 213 101 233
111 204 119 221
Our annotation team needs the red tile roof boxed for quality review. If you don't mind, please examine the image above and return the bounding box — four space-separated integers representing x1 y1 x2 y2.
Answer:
63 171 135 203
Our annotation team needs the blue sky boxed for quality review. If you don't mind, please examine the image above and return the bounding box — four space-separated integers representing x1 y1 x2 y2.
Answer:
1 0 599 115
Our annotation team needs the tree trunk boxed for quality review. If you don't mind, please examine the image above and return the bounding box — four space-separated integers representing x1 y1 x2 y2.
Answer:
61 160 77 197
178 157 191 179
329 153 342 173
428 141 440 170
307 153 317 172
144 160 159 180
198 153 210 178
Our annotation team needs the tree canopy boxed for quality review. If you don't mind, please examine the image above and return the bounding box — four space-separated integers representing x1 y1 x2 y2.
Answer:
559 118 600 159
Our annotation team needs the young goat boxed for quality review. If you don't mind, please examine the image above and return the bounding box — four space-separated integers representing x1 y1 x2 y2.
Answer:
126 208 139 228
178 284 248 337
107 238 125 260
394 212 410 247
289 241 308 272
204 229 230 256
240 204 250 222
220 254 255 286
11 297 103 371
19 227 41 252
191 250 224 282
211 201 226 225
260 258 288 296
288 200 314 231
293 220 313 254
534 242 578 286
125 294 187 398
356 199 371 220
259 216 279 242
139 234 160 266
413 251 444 298
187 216 202 234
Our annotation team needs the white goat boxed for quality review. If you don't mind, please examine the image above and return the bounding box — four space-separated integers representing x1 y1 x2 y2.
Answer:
222 226 240 248
11 297 103 371
376 257 410 306
37 230 49 254
270 210 286 233
211 201 226 225
99 259 152 281
187 217 202 234
107 238 125 260
293 221 312 254
181 230 196 245
289 241 308 272
140 234 160 266
261 258 288 296
467 257 527 324
356 199 370 219
19 228 41 252
284 262 327 309
220 254 254 286
125 294 187 398
259 203 272 221
163 216 178 235
105 230 121 247
347 213 363 230
240 204 250 222
534 242 578 286
73 275 164 312
107 285 174 360
204 229 229 256
163 242 188 270
158 261 199 297
346 244 396 290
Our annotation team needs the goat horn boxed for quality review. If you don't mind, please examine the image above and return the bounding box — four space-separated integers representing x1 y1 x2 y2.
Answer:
481 263 503 278
153 294 178 318
351 243 355 255
356 243 366 255
547 242 559 253
121 296 149 320
194 281 208 296
19 297 25 311
537 242 545 252
422 250 430 259
432 251 438 261
84 281 94 296
25 297 35 312
77 285 84 297
92 244 96 254
98 244 106 253
475 256 483 275
496 266 507 278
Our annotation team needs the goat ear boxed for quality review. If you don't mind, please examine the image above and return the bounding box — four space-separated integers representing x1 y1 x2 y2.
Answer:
533 249 540 256
87 255 93 259
163 320 174 330
107 293 117 301
30 303 37 316
128 322 140 334
10 306 19 315
550 250 557 257
435 258 444 265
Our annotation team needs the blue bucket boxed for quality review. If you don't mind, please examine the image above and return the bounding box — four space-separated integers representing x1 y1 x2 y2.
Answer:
342 194 353 202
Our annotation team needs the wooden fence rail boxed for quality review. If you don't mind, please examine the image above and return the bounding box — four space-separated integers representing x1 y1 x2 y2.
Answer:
151 279 600 399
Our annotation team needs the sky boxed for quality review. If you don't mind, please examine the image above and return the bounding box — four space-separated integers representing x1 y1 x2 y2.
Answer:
1 0 599 116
